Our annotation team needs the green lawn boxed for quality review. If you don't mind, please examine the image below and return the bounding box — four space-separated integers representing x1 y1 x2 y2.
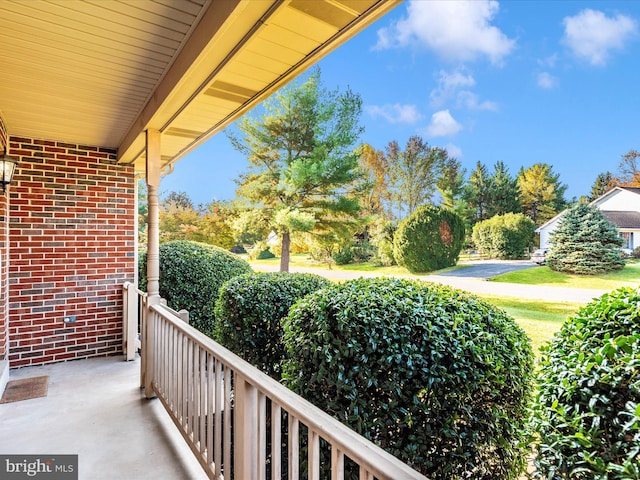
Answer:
492 260 640 290
247 253 638 357
476 295 581 356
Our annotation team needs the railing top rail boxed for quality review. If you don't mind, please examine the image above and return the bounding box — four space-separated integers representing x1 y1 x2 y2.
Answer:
123 281 148 298
150 302 429 480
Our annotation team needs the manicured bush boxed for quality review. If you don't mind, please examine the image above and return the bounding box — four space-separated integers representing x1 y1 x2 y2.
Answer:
283 277 534 479
138 240 252 334
547 203 625 274
213 272 331 379
471 213 535 259
256 247 276 259
229 244 247 254
531 287 640 479
333 239 375 265
393 205 465 273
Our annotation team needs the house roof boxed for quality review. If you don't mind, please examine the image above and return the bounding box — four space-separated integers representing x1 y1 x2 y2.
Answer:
536 185 640 232
0 0 399 174
593 185 640 206
602 211 640 229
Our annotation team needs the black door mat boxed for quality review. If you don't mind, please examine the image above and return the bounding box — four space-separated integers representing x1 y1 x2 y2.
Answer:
0 376 49 403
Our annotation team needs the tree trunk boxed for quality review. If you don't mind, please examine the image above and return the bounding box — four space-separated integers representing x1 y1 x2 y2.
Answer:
280 231 290 272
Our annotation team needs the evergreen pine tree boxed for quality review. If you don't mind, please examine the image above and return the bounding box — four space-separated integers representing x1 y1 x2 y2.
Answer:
547 204 625 274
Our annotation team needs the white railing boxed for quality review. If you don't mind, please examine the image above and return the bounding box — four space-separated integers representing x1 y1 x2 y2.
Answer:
123 282 429 480
122 282 145 361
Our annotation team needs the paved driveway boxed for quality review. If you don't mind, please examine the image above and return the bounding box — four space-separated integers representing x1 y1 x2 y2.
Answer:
438 259 537 279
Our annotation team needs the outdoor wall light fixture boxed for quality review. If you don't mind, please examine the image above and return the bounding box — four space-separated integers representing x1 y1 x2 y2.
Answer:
0 155 18 193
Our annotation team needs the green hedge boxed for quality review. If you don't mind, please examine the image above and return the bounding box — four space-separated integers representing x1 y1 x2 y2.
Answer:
283 277 534 479
139 240 252 334
471 213 535 259
393 205 465 273
532 287 640 479
213 272 331 379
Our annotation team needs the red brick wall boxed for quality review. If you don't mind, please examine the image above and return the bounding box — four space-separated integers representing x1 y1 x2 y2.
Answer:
0 114 7 362
8 136 136 367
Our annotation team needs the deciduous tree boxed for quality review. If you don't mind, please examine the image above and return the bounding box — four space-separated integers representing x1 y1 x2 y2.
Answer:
618 149 640 185
385 136 446 218
517 163 567 226
359 143 391 218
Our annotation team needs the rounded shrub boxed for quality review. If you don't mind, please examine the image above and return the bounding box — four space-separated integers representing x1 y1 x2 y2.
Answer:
256 247 276 259
213 272 331 379
393 205 465 273
471 213 535 259
139 240 252 335
283 277 534 479
531 287 640 479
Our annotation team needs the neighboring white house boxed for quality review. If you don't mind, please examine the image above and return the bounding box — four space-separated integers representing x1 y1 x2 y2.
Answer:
536 186 640 251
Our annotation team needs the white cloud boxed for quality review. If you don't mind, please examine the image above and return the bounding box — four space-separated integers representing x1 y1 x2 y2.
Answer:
445 143 463 159
426 110 463 137
537 53 558 68
365 103 423 124
562 9 637 66
537 72 558 89
430 69 475 106
456 91 499 111
375 0 515 65
431 69 497 111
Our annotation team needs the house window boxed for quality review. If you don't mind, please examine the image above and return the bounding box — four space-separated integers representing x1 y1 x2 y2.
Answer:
620 232 633 249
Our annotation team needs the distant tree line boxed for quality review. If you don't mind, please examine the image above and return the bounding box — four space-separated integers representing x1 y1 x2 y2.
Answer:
138 68 638 269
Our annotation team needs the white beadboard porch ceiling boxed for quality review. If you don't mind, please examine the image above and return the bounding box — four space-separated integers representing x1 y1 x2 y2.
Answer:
0 0 400 173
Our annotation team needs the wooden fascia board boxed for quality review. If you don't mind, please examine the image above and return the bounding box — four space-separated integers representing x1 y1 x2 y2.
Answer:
116 0 244 165
155 0 403 171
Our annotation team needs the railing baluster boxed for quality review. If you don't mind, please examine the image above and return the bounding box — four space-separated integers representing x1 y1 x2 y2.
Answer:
224 368 232 479
331 446 344 480
200 347 206 454
289 415 299 480
309 429 320 480
192 341 198 442
235 376 258 479
258 392 266 480
186 338 192 437
170 325 176 415
272 403 282 480
207 353 214 468
214 360 223 477
178 331 185 424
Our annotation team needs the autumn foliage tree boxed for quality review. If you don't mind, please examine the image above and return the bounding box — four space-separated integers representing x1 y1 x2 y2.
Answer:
518 163 567 226
618 149 640 185
359 143 391 218
385 136 447 218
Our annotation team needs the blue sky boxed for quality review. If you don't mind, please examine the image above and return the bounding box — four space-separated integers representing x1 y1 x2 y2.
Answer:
162 0 640 207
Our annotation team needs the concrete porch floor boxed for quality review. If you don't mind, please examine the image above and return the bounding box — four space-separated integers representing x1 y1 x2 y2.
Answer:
0 356 208 480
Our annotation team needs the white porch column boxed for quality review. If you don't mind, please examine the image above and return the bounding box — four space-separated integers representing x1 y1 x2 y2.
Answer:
144 129 161 399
